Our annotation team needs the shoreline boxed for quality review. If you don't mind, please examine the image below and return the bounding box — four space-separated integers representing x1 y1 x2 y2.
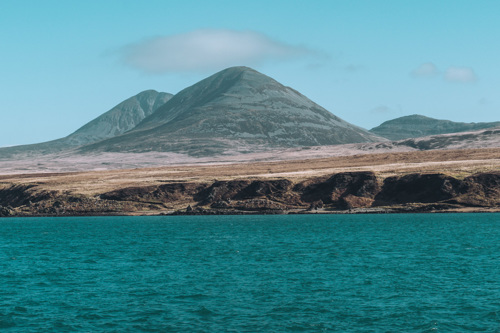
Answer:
2 206 499 219
1 149 498 218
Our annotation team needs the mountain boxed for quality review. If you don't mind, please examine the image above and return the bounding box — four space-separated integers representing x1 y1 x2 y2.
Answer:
82 67 384 156
370 114 500 140
0 90 172 157
63 90 172 146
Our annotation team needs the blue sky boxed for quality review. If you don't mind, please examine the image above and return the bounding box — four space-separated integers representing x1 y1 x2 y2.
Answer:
1 0 499 146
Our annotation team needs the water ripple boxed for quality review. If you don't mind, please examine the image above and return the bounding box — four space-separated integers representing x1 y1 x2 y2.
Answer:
0 214 499 331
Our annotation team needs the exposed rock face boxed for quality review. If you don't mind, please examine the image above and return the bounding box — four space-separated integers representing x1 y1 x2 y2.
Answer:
374 174 466 205
101 183 207 205
83 67 384 156
0 206 14 217
370 114 500 140
196 180 251 205
1 171 498 216
234 179 294 200
296 172 379 208
0 184 57 207
456 172 500 206
195 179 299 209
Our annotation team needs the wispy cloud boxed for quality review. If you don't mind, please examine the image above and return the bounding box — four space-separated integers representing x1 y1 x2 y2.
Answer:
411 62 478 83
121 29 313 73
411 62 439 78
444 66 477 83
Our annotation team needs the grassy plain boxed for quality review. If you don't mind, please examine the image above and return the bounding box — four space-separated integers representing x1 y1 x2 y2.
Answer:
1 148 498 197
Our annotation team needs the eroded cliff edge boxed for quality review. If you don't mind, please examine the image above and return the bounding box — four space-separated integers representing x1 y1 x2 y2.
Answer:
1 171 498 217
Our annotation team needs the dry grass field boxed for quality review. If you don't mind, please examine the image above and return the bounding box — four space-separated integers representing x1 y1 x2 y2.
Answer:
1 148 499 197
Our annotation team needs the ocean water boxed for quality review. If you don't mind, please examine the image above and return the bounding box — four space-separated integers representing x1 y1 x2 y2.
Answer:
0 214 499 332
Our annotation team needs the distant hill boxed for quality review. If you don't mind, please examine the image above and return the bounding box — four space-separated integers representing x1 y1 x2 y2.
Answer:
83 66 384 156
370 114 500 140
63 90 172 146
394 127 500 151
0 90 172 157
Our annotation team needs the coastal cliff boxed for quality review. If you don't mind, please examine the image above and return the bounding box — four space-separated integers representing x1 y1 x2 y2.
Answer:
1 171 498 217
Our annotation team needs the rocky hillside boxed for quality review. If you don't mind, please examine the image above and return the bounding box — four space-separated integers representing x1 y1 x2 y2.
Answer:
83 67 384 156
1 171 498 217
370 114 500 140
63 90 172 146
0 90 172 157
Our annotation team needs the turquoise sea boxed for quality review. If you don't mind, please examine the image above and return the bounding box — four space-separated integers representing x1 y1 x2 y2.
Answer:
0 214 499 332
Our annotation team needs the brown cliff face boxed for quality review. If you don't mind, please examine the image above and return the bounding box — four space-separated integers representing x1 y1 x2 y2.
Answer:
195 180 251 205
0 185 57 208
205 179 300 211
101 183 206 204
2 170 498 217
454 173 500 206
374 174 466 205
296 172 379 209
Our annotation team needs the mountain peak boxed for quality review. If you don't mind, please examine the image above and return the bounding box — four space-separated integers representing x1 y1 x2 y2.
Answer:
131 66 283 131
217 65 257 74
202 66 277 88
200 66 280 90
85 67 383 155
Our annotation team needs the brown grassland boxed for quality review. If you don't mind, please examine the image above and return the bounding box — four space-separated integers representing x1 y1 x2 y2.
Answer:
0 148 498 216
1 148 498 195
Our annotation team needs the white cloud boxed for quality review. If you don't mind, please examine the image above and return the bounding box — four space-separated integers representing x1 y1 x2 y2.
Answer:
411 62 439 77
444 66 477 83
411 63 478 83
121 29 312 73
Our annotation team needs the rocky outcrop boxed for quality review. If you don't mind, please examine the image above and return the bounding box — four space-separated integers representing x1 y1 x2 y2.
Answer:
101 182 206 205
0 205 14 217
196 179 300 211
296 172 379 209
0 185 57 208
374 173 466 205
454 172 500 206
195 180 251 205
1 171 498 217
